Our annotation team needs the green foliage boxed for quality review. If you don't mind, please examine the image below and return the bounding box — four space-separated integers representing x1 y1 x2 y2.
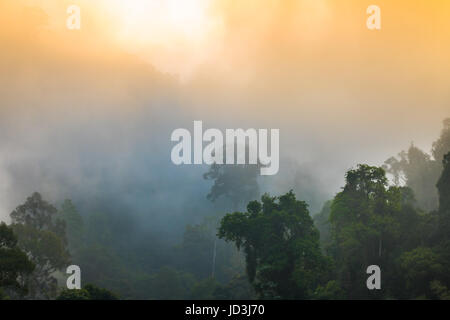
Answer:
147 266 196 299
189 275 255 300
84 284 119 300
56 284 118 300
189 277 219 299
384 118 450 211
178 224 216 279
313 201 332 252
216 273 255 299
3 120 449 300
430 280 450 300
0 288 6 300
10 192 70 299
399 247 443 298
432 119 450 165
0 223 35 298
218 191 330 299
177 215 244 284
437 152 450 217
329 164 423 299
10 193 65 234
56 288 91 300
59 199 84 255
313 280 345 300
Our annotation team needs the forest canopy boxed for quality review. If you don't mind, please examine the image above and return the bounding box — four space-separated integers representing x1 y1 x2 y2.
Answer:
0 118 449 300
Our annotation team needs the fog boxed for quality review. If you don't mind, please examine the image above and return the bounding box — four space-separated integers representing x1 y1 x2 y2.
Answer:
1 0 448 237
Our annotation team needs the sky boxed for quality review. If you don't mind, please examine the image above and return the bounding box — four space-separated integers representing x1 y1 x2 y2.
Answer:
0 0 449 225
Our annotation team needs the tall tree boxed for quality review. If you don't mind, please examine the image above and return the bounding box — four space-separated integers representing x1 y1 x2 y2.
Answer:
384 118 450 211
432 119 450 165
437 152 450 217
0 222 35 299
10 192 70 299
204 163 260 211
59 199 84 256
218 191 331 299
432 152 450 296
384 145 440 211
313 200 333 252
329 165 422 299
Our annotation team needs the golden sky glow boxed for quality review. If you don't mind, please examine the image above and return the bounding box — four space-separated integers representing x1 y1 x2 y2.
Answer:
0 0 449 220
104 0 224 77
0 0 449 135
4 0 450 82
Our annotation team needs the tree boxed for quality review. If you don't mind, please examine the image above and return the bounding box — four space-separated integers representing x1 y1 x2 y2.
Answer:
10 192 70 299
189 277 220 300
178 217 242 283
430 280 450 300
0 223 35 299
383 118 450 211
437 152 450 217
204 163 260 211
214 274 254 299
59 199 84 256
56 288 90 300
57 284 118 300
313 280 345 300
203 160 260 287
11 192 66 235
431 152 450 296
313 200 333 252
179 224 216 279
329 165 422 299
384 145 439 211
148 266 196 299
399 247 444 299
218 191 331 299
390 152 450 299
432 119 450 165
83 284 118 300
